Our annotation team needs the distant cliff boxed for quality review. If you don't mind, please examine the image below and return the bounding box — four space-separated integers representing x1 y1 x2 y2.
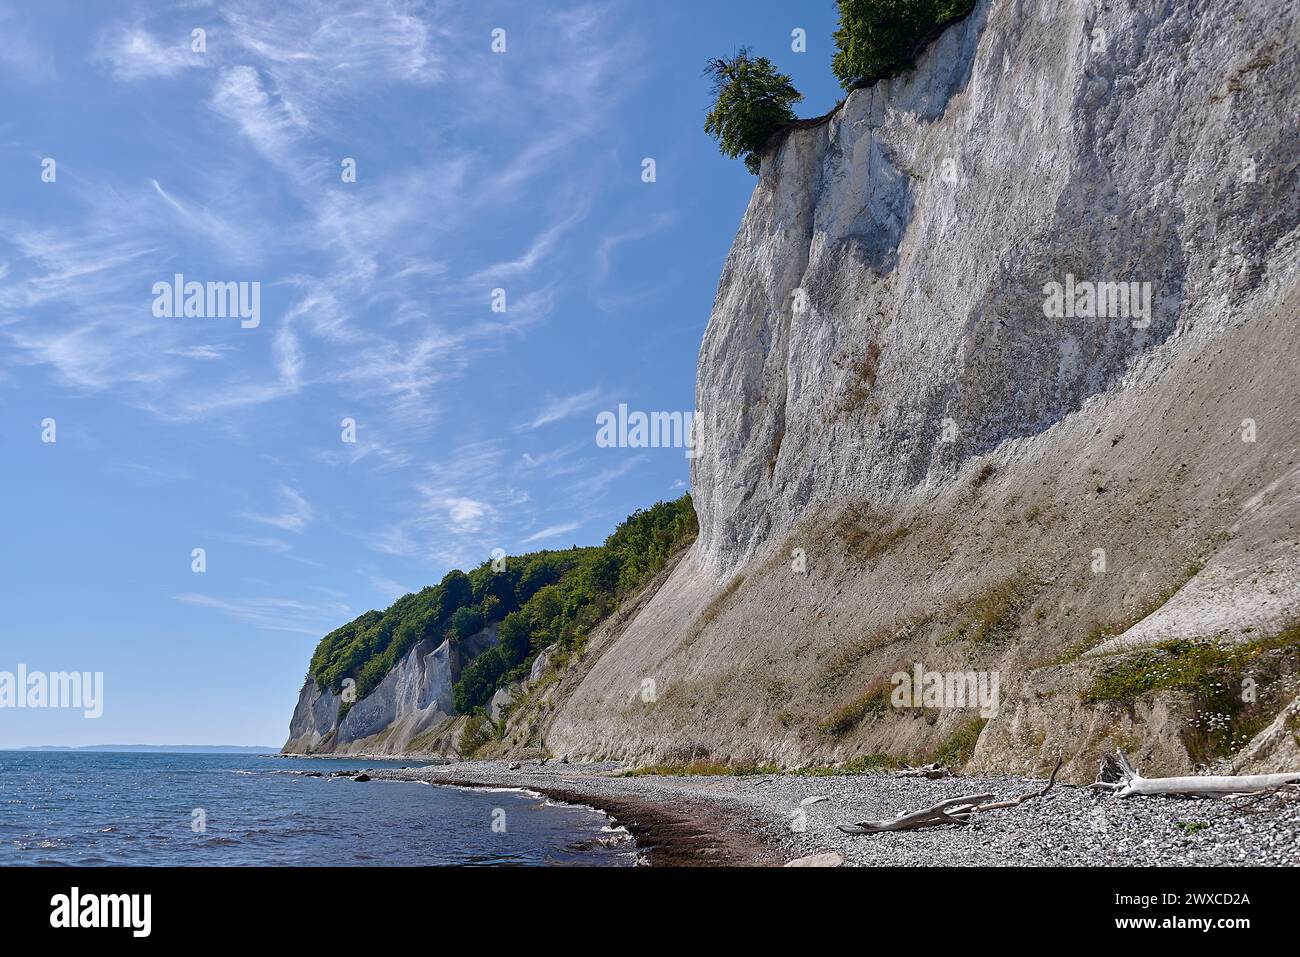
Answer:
284 499 696 755
284 626 495 755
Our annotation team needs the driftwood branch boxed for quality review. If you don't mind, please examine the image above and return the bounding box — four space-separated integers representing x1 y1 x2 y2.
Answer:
837 794 994 834
967 755 1063 811
838 757 1063 835
1093 751 1300 798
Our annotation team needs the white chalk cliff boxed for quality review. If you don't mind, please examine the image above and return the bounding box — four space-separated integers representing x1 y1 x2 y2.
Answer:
289 0 1300 778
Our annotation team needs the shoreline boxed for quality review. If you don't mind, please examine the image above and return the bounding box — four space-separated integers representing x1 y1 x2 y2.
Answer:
278 754 780 865
437 777 781 867
373 768 784 866
344 759 1300 868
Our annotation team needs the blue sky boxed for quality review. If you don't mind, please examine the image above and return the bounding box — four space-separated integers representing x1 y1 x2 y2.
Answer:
0 0 843 747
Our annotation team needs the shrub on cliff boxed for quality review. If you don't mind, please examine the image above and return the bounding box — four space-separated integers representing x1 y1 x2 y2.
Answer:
450 605 483 640
454 648 506 714
831 0 976 89
704 49 803 174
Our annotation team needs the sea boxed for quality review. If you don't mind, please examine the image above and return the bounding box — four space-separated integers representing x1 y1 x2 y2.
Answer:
0 751 636 866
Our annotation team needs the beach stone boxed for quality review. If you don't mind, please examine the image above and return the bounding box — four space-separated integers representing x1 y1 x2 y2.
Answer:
785 852 845 867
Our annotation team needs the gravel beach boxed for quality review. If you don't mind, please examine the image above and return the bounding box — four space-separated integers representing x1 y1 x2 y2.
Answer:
357 760 1300 867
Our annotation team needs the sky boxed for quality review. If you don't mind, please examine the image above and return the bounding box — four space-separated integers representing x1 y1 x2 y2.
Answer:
0 0 844 747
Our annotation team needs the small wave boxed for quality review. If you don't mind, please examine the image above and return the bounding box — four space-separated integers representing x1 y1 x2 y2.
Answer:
482 786 546 799
18 839 65 850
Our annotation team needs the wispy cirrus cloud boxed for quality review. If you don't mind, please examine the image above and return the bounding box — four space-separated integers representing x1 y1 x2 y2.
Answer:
216 533 294 555
519 521 581 546
370 440 534 567
573 454 646 498
244 484 314 533
220 0 443 105
357 570 412 603
164 344 234 360
173 593 348 636
595 212 677 280
6 0 660 602
208 65 306 169
95 25 208 82
469 207 588 282
522 387 603 430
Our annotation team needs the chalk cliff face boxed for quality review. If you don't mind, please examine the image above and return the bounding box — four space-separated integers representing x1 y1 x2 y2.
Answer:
286 0 1300 777
691 0 1298 578
530 0 1300 778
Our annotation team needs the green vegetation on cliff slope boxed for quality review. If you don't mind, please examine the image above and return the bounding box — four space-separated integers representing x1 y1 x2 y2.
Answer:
307 495 698 714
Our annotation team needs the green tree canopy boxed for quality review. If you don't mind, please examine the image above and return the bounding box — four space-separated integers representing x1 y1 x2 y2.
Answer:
438 570 472 617
831 0 976 90
308 495 699 716
450 605 483 640
704 48 803 175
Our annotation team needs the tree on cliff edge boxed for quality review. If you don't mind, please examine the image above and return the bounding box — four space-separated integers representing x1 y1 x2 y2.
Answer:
704 49 803 175
832 0 977 89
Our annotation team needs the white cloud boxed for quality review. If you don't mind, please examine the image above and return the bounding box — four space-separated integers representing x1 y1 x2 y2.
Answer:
149 179 259 260
209 65 304 167
221 1 442 97
469 207 587 282
444 496 492 534
217 533 294 554
595 212 676 280
97 26 207 82
574 455 645 497
369 441 529 565
244 484 315 533
358 571 412 602
165 345 234 360
520 522 581 545
519 441 586 477
7 0 664 582
174 593 348 636
523 388 602 430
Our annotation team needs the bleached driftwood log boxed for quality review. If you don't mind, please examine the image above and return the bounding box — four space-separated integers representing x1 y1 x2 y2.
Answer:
838 758 1062 834
837 794 995 834
1093 751 1300 798
892 762 950 779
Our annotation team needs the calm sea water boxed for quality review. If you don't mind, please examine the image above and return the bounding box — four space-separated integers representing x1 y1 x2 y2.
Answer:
0 751 635 866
